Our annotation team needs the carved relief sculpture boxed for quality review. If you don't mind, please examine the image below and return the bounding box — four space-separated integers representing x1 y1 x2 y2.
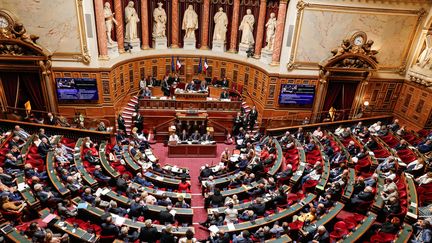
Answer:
263 13 277 51
213 7 228 42
104 2 117 44
124 1 140 42
325 32 378 69
153 2 167 38
182 5 198 40
417 34 432 69
239 9 255 46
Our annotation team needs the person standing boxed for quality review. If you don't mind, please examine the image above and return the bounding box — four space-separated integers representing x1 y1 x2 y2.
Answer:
117 113 126 131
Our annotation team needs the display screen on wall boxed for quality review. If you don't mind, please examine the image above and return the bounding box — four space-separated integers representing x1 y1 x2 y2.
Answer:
279 84 315 107
56 78 99 101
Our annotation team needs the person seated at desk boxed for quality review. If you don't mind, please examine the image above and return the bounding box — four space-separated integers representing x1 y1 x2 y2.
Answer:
169 133 180 143
201 131 213 142
190 130 201 141
186 80 196 91
220 89 229 99
140 87 152 98
179 129 189 141
199 81 208 92
221 77 230 88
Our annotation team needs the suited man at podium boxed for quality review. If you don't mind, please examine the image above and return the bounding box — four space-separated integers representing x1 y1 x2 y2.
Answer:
220 90 229 99
179 129 189 141
201 131 213 142
190 130 201 141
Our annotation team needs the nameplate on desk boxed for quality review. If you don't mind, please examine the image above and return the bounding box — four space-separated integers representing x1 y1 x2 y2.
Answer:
185 110 199 114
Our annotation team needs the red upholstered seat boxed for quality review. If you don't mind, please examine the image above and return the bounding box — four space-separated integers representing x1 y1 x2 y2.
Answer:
302 180 318 192
370 232 396 243
330 221 349 241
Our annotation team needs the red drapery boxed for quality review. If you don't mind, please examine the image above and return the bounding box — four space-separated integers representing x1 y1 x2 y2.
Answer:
323 81 359 120
0 72 44 111
0 72 19 109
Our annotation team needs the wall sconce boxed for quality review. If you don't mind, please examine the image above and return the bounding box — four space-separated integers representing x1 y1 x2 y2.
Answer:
363 101 369 107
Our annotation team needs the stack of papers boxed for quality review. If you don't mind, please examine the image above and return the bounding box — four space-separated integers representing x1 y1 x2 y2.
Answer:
17 182 29 192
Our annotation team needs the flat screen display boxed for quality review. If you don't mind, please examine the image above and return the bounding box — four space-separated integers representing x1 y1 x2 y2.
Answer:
56 78 98 101
279 84 315 107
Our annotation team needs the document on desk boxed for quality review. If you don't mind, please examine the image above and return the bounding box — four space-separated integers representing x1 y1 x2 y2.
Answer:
113 215 125 226
42 213 57 223
209 225 219 233
17 182 29 191
227 223 235 231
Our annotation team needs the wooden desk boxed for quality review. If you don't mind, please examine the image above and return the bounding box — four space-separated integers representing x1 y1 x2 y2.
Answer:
174 91 208 101
99 142 120 178
0 223 32 243
168 143 217 158
217 194 315 233
39 209 98 243
47 136 70 197
74 138 98 189
265 235 292 243
72 197 194 235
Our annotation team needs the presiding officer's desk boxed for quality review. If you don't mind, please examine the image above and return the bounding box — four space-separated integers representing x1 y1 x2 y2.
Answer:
174 90 208 101
168 142 217 158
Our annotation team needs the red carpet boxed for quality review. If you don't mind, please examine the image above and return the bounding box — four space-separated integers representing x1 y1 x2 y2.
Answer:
151 143 235 240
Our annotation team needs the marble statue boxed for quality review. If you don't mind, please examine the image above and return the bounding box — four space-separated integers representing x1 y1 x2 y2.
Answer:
213 7 228 42
417 34 432 69
124 1 140 42
264 13 277 51
239 9 255 46
153 2 167 38
104 2 117 44
182 5 198 40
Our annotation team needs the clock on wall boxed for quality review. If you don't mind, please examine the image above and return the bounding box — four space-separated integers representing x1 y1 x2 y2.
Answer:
0 10 15 30
350 31 367 47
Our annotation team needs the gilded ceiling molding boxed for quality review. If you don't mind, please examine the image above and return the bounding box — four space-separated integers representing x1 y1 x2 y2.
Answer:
51 0 91 64
286 1 425 72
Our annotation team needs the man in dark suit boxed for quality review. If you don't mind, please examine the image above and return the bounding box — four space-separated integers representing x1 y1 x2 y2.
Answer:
220 90 229 99
312 225 330 243
294 128 305 144
139 220 160 242
248 106 258 130
161 77 170 96
220 77 229 87
46 113 57 126
84 150 99 164
190 130 201 141
202 131 213 141
233 112 243 136
100 215 120 237
133 113 143 134
9 136 21 149
350 186 374 206
38 129 50 143
179 129 189 141
159 205 175 225
38 137 52 159
117 113 126 131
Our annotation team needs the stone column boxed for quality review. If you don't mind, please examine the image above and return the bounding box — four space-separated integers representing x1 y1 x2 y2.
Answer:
271 0 288 65
228 0 241 53
200 0 210 49
254 0 267 58
113 0 125 53
140 0 150 49
171 0 180 48
94 0 109 58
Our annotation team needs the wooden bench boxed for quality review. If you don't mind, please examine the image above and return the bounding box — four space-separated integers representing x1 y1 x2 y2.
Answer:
99 142 120 179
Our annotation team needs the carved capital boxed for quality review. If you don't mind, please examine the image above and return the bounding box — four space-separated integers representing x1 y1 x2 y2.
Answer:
296 0 309 12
